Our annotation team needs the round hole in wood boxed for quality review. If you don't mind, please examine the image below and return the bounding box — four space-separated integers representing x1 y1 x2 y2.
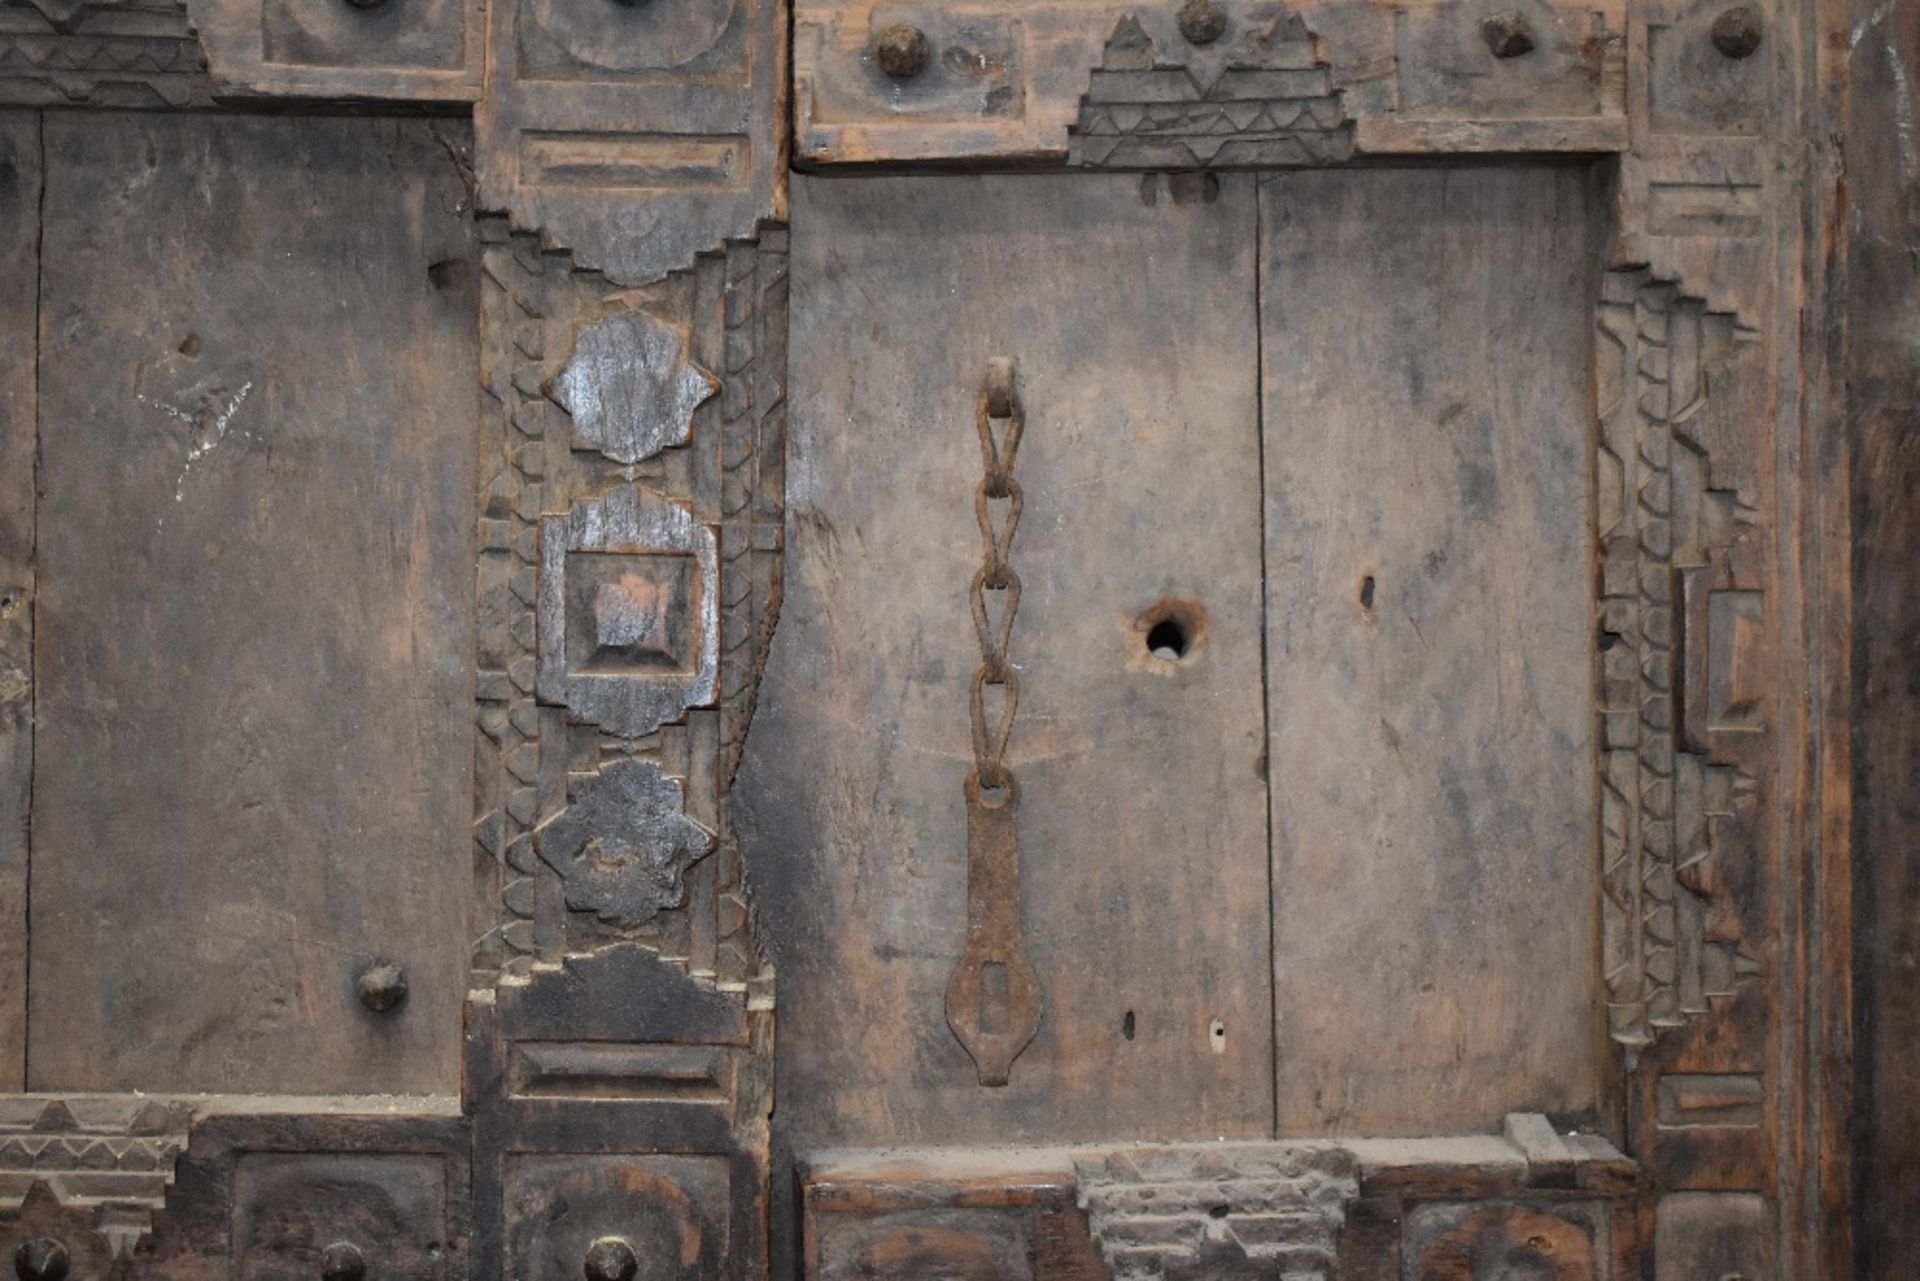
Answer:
1135 598 1209 667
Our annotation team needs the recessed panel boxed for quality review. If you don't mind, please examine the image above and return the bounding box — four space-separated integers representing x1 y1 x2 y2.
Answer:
29 115 477 1094
747 172 1272 1148
1261 167 1604 1135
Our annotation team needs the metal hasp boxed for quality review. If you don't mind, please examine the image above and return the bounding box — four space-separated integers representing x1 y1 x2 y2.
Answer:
944 358 1045 1087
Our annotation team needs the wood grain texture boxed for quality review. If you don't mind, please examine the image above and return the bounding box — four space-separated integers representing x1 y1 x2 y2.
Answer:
1260 166 1605 1136
28 115 478 1094
1848 0 1920 1272
744 171 1273 1149
0 113 37 1094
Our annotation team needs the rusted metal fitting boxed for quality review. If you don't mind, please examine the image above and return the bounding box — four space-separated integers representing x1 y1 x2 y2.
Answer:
355 960 408 1013
12 1239 68 1281
1710 6 1762 57
1177 0 1228 45
872 24 932 79
319 1242 367 1281
1482 10 1537 57
582 1237 638 1281
983 357 1016 419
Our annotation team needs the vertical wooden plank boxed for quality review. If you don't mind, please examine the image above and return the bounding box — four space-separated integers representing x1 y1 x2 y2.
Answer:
1848 0 1920 1272
745 171 1272 1149
1262 166 1605 1135
28 115 478 1094
0 113 38 1092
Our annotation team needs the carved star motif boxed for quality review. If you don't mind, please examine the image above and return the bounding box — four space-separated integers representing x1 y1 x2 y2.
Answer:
535 757 714 929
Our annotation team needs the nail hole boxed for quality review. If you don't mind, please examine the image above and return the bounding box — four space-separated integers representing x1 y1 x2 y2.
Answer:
1208 1203 1230 1219
177 334 202 358
1136 599 1208 667
1122 1010 1136 1041
1208 1017 1227 1054
1359 574 1376 610
1147 617 1188 660
427 258 472 291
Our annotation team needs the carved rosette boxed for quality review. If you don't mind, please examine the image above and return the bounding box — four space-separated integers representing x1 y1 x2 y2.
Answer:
1594 268 1761 1050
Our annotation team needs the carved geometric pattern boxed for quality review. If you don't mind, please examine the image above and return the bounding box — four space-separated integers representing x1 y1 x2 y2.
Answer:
472 0 781 286
555 309 717 466
536 757 714 930
538 484 719 738
1595 267 1762 1050
474 221 617 976
1073 1145 1358 1280
0 1097 193 1219
0 0 210 109
714 230 787 991
1068 12 1352 169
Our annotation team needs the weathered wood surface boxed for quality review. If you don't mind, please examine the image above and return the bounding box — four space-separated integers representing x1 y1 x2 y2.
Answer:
795 0 1628 166
745 172 1273 1148
472 0 788 285
0 113 37 1094
1848 0 1920 1272
1261 166 1605 1136
28 115 478 1094
799 1127 1636 1280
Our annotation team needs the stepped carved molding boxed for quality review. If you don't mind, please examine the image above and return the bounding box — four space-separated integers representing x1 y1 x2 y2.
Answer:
1594 267 1763 1051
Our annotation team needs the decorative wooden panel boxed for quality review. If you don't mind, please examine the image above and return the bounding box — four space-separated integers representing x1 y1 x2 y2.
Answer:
186 0 483 100
465 200 786 1276
0 0 211 109
795 0 1627 165
0 0 1867 1269
801 1122 1636 1280
471 0 787 286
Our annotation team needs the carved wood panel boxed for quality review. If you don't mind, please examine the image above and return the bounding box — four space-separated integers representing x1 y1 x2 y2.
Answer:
0 0 1864 1270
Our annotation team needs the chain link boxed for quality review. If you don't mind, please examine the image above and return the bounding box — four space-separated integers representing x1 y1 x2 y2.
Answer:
969 358 1023 792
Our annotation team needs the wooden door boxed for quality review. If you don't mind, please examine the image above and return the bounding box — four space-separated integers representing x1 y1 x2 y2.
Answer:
0 0 1876 1273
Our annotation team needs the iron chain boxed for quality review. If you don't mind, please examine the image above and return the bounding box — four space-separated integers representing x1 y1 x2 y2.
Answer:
969 358 1023 793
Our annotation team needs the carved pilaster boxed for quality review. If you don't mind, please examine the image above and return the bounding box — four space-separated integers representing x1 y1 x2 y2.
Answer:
469 217 785 1279
1594 268 1761 1052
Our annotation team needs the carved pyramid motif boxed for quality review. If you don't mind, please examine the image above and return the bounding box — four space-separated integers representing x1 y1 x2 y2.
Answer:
1068 11 1353 168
